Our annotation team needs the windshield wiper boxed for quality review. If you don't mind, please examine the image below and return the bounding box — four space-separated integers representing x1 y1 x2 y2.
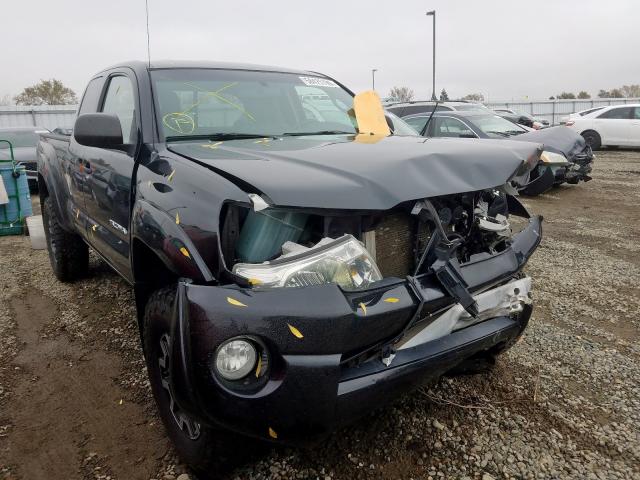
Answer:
507 130 526 136
166 133 277 142
281 130 355 137
485 130 511 137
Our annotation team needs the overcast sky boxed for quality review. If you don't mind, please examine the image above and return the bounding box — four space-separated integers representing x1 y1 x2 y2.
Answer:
2 0 639 102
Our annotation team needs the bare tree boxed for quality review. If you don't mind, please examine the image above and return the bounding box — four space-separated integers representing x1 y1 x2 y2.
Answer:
0 94 12 106
14 79 77 105
461 93 484 102
609 88 624 98
439 89 449 101
599 87 629 99
387 86 414 102
621 84 640 98
577 91 591 99
556 92 576 100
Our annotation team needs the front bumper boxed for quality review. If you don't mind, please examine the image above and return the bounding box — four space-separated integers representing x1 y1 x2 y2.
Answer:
565 148 594 184
555 147 594 185
169 216 542 443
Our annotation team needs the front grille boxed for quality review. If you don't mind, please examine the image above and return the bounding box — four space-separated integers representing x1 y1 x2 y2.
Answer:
371 212 431 278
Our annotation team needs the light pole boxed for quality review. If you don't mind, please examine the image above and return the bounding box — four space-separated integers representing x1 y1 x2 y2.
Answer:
426 10 436 100
372 69 378 91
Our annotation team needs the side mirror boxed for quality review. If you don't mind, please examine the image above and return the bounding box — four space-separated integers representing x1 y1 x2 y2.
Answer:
74 113 123 148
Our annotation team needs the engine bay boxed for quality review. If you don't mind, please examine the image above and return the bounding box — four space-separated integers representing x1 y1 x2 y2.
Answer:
220 187 517 287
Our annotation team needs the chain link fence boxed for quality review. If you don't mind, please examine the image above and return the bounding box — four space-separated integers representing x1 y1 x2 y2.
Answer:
1 98 639 130
0 105 78 130
485 98 640 126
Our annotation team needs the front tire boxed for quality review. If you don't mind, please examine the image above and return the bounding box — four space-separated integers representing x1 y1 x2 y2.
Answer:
143 287 250 477
581 130 602 150
42 196 89 281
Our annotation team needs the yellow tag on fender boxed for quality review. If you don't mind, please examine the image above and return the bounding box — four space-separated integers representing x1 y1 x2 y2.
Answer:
353 90 391 137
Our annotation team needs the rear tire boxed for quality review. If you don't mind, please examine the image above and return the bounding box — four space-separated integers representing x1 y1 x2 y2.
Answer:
581 130 601 150
143 287 254 477
42 196 89 282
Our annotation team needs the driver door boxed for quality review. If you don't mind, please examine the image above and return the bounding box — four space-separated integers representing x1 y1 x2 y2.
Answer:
83 72 139 279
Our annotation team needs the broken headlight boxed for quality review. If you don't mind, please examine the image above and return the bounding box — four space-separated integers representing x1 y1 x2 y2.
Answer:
233 235 383 291
540 151 568 164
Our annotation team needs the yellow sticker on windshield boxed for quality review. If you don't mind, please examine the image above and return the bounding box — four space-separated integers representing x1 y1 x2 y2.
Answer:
353 91 390 137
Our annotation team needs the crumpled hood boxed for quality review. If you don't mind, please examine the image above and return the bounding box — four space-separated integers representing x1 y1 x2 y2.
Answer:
168 135 541 210
509 126 587 160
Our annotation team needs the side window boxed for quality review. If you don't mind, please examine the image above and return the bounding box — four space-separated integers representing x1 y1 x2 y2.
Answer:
404 116 428 133
633 107 640 120
434 118 475 138
101 76 137 144
78 77 104 115
597 107 633 119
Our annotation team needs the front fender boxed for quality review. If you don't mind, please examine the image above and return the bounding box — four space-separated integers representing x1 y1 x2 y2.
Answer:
37 139 74 231
130 198 214 283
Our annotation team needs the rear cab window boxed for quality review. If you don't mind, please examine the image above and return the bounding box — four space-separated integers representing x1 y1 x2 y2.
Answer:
78 77 104 115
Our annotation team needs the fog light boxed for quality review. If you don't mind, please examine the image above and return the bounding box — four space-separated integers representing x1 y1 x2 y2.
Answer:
215 339 257 380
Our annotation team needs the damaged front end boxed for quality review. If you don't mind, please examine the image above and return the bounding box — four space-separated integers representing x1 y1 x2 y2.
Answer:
512 127 594 194
166 180 542 442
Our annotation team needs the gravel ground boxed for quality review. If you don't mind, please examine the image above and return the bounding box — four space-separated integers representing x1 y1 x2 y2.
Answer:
0 150 638 480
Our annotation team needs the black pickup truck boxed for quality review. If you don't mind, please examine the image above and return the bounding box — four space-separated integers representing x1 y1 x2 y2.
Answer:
38 61 542 473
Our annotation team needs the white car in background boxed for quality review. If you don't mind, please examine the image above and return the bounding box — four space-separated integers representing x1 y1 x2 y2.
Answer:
560 106 605 125
565 104 640 149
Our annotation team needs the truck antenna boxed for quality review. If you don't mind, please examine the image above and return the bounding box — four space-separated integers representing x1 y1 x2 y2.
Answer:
145 0 151 68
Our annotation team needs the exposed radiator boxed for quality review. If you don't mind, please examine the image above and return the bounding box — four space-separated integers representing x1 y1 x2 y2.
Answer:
364 212 431 278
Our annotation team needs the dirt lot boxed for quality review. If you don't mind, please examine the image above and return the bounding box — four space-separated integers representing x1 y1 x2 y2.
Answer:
1 150 639 480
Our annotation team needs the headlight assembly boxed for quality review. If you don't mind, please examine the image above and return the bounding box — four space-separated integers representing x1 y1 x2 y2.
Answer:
232 234 383 291
540 151 568 164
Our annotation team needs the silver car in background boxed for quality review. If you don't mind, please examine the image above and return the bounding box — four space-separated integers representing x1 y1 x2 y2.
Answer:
0 126 50 191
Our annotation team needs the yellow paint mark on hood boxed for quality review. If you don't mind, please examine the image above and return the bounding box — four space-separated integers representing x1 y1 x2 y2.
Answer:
288 324 304 339
384 297 400 303
227 297 247 307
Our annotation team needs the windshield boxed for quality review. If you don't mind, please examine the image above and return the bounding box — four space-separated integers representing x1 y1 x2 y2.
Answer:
386 111 419 135
151 69 358 139
473 115 527 137
0 130 44 149
512 110 534 120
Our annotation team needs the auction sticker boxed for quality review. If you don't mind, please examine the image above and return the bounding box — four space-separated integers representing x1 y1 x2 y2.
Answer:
299 76 339 88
